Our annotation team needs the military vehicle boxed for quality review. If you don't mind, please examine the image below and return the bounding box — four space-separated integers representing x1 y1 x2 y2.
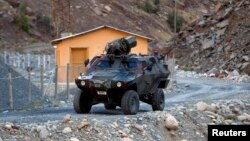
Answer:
74 36 170 115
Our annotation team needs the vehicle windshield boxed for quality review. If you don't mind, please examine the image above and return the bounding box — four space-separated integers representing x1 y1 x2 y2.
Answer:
96 59 138 69
96 60 111 68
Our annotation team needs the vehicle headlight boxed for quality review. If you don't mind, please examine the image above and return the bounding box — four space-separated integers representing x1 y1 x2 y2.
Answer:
117 82 122 87
81 81 86 86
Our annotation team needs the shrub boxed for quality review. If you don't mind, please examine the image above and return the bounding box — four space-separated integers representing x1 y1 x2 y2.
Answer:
14 4 30 33
167 11 185 32
37 13 51 29
19 15 29 33
143 0 159 13
154 0 160 5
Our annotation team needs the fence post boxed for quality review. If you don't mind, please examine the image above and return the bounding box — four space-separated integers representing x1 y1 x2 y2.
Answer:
26 67 32 102
8 70 13 110
41 65 44 97
54 65 58 98
66 64 70 99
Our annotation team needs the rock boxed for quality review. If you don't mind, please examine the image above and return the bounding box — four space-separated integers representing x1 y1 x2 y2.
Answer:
218 7 233 20
0 137 2 141
216 28 226 38
70 137 79 141
196 101 209 111
224 119 233 124
62 127 72 133
227 70 240 80
93 7 102 16
207 68 219 77
63 114 72 123
77 120 90 129
25 7 34 16
224 114 237 120
37 126 49 139
111 122 119 128
198 20 206 27
122 137 133 141
242 56 249 62
201 38 215 50
205 111 218 118
104 5 112 12
75 5 81 9
208 103 218 113
118 130 129 138
216 20 229 28
133 124 144 132
215 3 223 12
4 123 13 130
165 114 178 130
237 115 247 121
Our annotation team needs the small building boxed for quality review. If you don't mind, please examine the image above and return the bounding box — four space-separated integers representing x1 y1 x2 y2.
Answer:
51 25 153 82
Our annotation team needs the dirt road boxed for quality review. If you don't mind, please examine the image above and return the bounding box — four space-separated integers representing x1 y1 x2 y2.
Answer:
1 77 249 123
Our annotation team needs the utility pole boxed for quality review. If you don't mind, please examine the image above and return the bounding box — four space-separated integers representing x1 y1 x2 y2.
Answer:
174 0 177 34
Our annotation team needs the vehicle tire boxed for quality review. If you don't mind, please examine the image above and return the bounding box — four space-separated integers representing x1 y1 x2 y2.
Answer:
73 90 92 114
104 103 116 110
121 90 140 115
152 89 165 111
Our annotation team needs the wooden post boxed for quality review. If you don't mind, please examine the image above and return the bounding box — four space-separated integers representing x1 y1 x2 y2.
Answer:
8 70 13 109
26 67 32 102
66 64 70 99
41 65 44 97
54 65 58 98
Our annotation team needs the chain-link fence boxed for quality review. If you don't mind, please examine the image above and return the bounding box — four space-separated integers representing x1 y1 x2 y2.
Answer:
0 51 86 112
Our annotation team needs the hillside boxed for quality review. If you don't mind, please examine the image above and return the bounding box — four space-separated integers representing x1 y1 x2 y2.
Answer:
167 0 250 75
0 0 219 52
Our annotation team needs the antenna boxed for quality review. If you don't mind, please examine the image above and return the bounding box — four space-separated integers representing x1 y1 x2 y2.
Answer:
51 0 72 37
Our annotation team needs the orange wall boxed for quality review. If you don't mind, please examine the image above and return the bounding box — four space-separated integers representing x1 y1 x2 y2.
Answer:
55 28 149 67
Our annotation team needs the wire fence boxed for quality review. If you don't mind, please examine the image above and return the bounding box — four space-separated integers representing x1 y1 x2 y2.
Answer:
0 57 86 112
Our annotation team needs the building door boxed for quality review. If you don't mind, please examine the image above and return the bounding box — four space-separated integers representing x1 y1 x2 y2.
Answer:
70 48 88 81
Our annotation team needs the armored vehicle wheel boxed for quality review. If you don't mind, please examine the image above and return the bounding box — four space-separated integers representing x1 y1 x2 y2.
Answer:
104 104 116 110
73 90 92 113
152 89 165 111
121 90 139 115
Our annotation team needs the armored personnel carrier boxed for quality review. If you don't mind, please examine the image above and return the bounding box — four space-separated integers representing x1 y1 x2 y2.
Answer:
74 36 170 115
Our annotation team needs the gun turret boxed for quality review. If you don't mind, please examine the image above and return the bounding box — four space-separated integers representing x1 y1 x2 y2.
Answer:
105 36 137 55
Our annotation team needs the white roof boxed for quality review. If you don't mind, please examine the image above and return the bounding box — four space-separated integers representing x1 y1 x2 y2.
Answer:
51 25 153 44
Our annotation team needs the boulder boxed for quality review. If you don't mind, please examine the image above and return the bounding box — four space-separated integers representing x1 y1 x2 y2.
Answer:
133 124 144 132
165 114 178 130
196 101 209 111
77 120 90 129
207 68 220 77
63 114 72 123
37 126 49 139
242 56 249 62
62 127 72 133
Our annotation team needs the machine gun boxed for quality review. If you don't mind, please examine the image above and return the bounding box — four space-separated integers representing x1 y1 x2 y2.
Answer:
105 36 137 56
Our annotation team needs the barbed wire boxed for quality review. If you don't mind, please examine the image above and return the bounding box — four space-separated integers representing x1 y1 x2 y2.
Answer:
0 74 28 80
